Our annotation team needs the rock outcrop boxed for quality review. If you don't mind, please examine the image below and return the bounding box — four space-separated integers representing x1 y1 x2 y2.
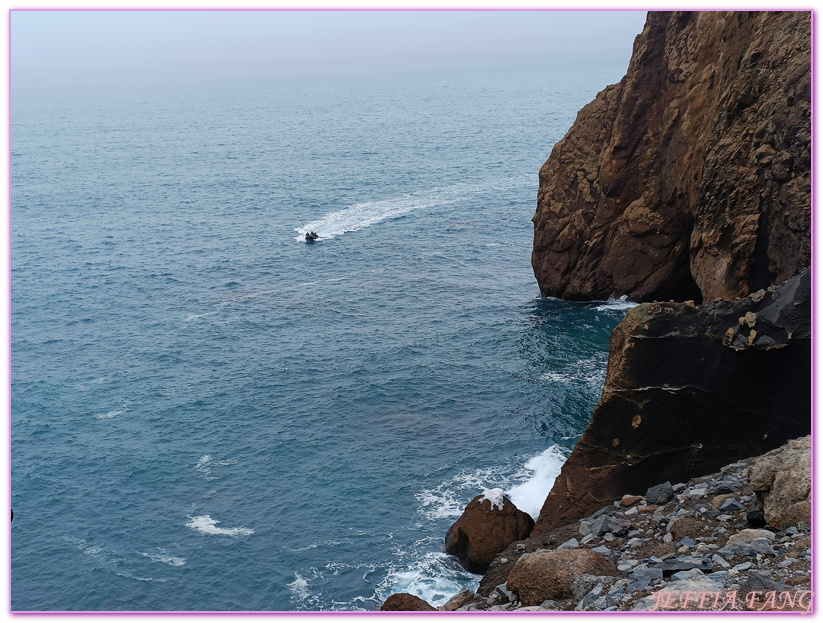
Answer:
532 269 810 536
506 549 620 605
379 593 437 611
444 489 534 573
748 436 811 531
532 11 810 303
441 440 812 612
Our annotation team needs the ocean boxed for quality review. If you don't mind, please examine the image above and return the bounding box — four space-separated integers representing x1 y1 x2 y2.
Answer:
11 62 635 611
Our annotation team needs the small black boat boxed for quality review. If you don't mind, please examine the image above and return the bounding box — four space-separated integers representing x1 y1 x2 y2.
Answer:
305 231 319 243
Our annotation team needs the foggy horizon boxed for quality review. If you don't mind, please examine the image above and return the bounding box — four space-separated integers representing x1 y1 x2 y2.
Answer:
12 10 647 91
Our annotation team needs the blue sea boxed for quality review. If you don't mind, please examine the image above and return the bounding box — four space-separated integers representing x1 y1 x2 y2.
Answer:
11 62 635 611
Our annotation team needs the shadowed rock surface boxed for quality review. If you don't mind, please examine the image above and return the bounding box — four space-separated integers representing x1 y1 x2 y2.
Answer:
445 493 534 573
532 269 810 536
532 11 810 303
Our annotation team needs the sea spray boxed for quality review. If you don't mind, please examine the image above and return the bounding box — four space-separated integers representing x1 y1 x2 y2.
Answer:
506 445 568 519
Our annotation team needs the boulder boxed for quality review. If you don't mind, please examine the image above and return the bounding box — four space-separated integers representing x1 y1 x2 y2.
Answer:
440 588 477 611
506 549 620 605
620 494 643 506
748 436 811 530
380 593 437 611
532 271 810 535
644 482 674 505
727 528 776 544
532 11 810 303
445 489 534 573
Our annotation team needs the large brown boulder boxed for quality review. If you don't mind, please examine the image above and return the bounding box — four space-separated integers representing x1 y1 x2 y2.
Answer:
749 435 811 531
532 270 810 536
506 549 620 605
379 593 437 611
532 11 810 303
444 489 534 573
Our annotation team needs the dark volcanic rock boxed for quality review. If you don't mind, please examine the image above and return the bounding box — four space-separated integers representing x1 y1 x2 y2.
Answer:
645 482 674 505
506 549 621 605
380 593 437 611
653 557 713 577
445 491 534 573
532 11 810 303
532 270 810 536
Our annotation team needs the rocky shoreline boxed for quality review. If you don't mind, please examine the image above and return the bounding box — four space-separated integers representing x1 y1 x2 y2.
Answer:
382 436 811 612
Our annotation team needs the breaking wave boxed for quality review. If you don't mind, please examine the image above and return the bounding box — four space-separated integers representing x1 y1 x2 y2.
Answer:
593 295 640 312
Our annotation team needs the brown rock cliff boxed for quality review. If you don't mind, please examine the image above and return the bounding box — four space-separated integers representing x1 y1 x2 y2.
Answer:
532 11 810 303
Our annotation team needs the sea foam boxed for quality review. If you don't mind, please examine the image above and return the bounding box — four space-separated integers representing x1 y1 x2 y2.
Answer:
185 515 253 536
376 552 479 608
416 445 567 522
140 550 186 567
594 295 640 312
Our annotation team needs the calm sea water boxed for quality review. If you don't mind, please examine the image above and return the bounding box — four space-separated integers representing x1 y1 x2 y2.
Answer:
12 63 634 611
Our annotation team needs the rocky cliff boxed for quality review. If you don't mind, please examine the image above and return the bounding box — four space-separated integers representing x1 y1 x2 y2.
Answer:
532 269 810 535
532 11 810 303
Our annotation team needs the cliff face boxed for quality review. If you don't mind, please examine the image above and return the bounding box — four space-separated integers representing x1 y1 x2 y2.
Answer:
532 11 810 303
532 269 810 535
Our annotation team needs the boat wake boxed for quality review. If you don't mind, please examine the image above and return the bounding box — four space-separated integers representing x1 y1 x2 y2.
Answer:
294 179 526 242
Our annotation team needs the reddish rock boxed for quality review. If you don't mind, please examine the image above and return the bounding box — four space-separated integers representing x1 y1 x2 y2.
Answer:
532 11 810 303
380 593 437 611
532 271 810 536
749 435 811 530
505 549 620 605
440 587 476 611
445 491 534 574
620 494 643 506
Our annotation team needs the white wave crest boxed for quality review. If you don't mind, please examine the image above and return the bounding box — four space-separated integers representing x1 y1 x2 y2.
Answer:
416 446 568 522
594 295 640 312
376 552 479 608
415 466 506 521
506 445 567 519
185 515 253 536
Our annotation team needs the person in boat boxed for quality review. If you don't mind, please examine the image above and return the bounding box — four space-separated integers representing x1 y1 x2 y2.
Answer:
305 231 319 241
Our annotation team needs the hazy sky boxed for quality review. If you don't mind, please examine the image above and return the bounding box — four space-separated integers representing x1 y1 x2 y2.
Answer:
12 10 647 89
